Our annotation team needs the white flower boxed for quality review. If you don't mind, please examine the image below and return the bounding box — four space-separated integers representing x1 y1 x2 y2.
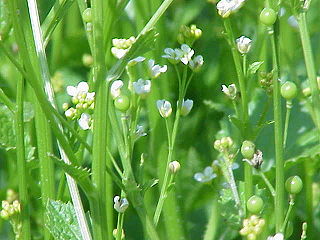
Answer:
133 79 151 97
78 113 91 130
156 100 172 118
180 44 194 65
180 99 193 116
85 92 95 103
65 108 76 119
169 161 181 173
110 80 124 99
222 83 237 99
267 233 284 240
189 55 204 72
135 125 147 137
67 82 89 97
113 196 129 213
194 166 217 183
236 36 252 54
111 47 129 59
148 59 167 78
162 48 184 64
128 56 145 67
216 0 246 18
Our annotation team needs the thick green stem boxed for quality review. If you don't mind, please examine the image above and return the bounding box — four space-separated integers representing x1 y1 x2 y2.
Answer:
224 18 252 203
15 76 31 240
270 25 284 232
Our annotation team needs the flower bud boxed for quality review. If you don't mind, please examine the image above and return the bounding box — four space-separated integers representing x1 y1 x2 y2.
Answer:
222 84 237 100
180 99 193 116
236 36 252 54
169 161 181 174
156 100 172 118
113 196 129 213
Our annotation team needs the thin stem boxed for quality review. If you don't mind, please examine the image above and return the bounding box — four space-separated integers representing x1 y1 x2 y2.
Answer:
223 18 252 204
298 12 320 140
0 88 15 112
270 24 284 232
116 213 124 240
257 171 276 197
15 76 31 240
106 147 124 178
281 197 295 233
283 101 292 148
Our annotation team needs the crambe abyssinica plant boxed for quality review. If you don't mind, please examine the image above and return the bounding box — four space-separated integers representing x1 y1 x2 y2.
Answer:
0 0 319 239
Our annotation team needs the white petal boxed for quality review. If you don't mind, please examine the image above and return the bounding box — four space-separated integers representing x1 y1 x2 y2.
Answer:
204 166 213 176
194 173 204 182
77 82 89 93
78 113 91 130
67 86 77 96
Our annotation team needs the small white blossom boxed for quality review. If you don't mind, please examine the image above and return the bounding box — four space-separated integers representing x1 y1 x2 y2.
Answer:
236 36 252 54
180 44 194 65
169 161 181 173
162 48 184 64
180 99 193 116
113 196 129 213
128 56 145 67
222 83 237 100
156 100 172 118
148 59 167 78
189 55 204 72
111 48 129 59
67 82 89 97
194 166 217 183
78 113 91 130
110 80 124 99
65 108 76 119
216 0 246 18
135 125 147 138
267 233 284 240
133 79 151 97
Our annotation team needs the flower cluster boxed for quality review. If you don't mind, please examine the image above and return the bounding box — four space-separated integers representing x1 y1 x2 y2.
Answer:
162 44 204 71
214 136 234 153
64 82 95 130
216 0 246 18
111 36 136 59
239 215 265 240
177 24 202 45
259 71 274 94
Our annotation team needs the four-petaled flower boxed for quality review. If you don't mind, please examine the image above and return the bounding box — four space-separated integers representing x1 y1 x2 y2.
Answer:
216 0 246 18
236 36 252 54
110 80 124 99
194 166 217 183
113 196 129 213
133 79 151 97
222 83 237 100
180 44 194 65
156 100 172 118
67 82 89 97
148 59 167 79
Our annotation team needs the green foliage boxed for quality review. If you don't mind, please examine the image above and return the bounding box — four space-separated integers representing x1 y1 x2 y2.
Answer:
45 200 82 240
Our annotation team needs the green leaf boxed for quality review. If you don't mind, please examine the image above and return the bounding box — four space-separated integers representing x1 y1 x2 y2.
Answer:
45 200 82 240
247 61 264 77
23 102 34 122
49 154 95 196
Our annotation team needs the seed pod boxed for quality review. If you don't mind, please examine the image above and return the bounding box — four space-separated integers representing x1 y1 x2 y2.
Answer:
0 0 12 41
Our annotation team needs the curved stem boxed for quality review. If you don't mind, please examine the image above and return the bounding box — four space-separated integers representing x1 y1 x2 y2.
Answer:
258 171 276 197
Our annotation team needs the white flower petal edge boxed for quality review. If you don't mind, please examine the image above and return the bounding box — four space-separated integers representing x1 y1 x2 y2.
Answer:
78 113 91 130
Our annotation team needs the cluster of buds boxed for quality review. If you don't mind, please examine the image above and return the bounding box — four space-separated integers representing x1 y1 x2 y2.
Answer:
177 24 202 45
259 71 273 95
239 215 265 240
64 82 95 130
222 84 237 100
302 76 320 97
214 136 234 153
113 229 125 239
111 36 136 59
0 200 20 220
162 44 204 72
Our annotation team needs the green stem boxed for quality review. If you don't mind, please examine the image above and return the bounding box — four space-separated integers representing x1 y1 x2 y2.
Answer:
0 88 15 112
298 12 320 140
224 18 252 203
270 24 284 232
15 76 31 240
116 213 124 240
304 159 313 238
283 101 292 148
280 197 294 233
258 171 276 197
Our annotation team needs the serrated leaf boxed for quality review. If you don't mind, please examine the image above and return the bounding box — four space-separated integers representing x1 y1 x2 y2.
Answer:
104 29 157 84
45 200 82 240
50 154 95 196
247 61 264 77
